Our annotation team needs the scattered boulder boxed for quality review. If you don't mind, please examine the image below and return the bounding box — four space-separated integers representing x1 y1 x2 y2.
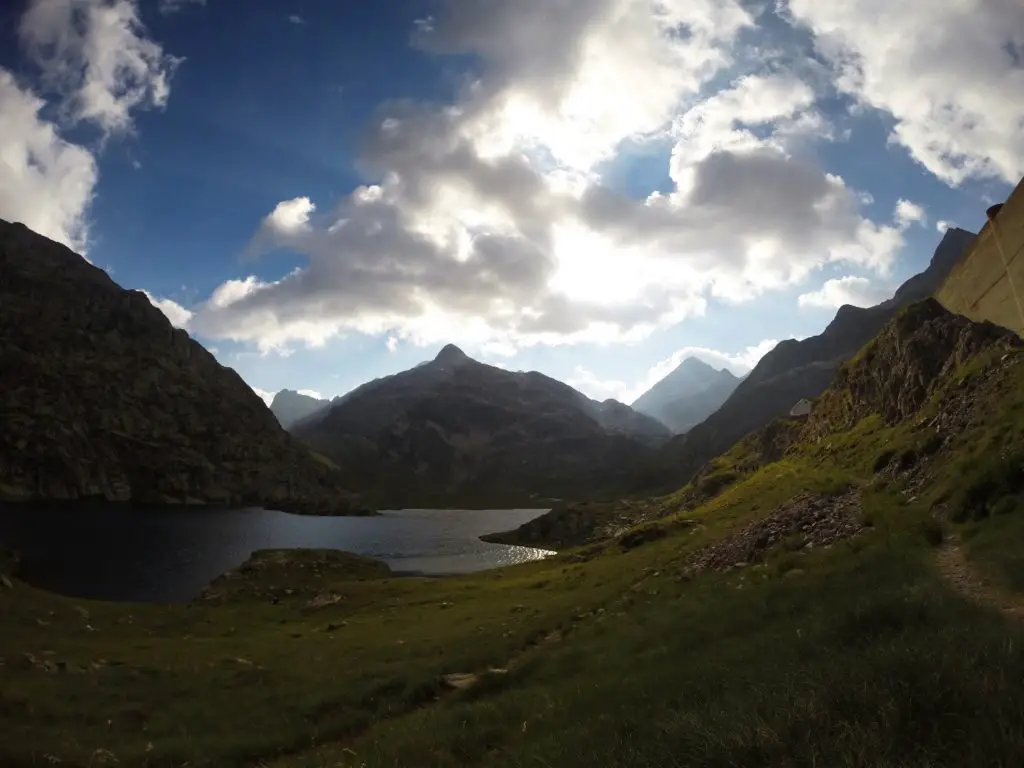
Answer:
686 491 864 574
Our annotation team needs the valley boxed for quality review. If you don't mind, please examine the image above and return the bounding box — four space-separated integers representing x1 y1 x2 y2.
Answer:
2 183 1024 767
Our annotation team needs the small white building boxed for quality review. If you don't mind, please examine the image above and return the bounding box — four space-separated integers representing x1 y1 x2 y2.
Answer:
789 398 813 418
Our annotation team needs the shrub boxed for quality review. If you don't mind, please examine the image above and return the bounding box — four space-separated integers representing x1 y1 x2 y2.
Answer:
919 432 944 456
918 520 945 547
991 495 1022 517
697 471 739 499
950 454 1024 522
873 449 896 473
897 448 919 470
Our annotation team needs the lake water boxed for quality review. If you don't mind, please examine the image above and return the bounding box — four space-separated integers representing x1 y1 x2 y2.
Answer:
0 505 553 603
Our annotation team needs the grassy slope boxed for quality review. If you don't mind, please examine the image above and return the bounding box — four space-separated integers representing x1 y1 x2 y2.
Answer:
3 326 1024 766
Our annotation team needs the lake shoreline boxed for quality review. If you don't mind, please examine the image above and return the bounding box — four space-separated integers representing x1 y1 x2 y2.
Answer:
0 504 556 603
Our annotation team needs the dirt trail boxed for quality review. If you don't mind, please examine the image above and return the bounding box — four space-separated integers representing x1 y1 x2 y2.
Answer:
935 540 1024 619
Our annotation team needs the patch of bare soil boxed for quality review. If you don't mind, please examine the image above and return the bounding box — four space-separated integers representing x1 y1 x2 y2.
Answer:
935 540 1024 619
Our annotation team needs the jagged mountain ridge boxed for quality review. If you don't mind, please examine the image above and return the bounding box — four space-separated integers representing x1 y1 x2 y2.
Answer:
291 344 669 504
0 220 362 514
637 226 978 493
631 357 740 433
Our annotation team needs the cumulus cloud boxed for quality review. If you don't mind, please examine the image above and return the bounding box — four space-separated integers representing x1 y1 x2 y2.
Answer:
414 0 754 170
565 366 632 403
797 275 890 310
19 0 181 136
386 335 399 353
187 1 925 355
894 199 926 229
785 0 1024 185
0 70 98 251
142 290 193 328
936 220 952 234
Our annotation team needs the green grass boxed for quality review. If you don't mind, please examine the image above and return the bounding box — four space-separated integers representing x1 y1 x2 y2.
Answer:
3 323 1024 767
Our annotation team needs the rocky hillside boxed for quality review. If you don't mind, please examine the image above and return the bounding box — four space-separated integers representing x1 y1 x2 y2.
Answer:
0 220 363 514
632 357 740 433
638 227 977 493
494 298 1022 550
270 389 330 429
805 298 1021 438
291 344 669 505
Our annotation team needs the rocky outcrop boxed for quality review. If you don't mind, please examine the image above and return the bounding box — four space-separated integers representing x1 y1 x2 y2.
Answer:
292 345 668 505
805 299 1022 440
640 228 978 493
0 220 364 514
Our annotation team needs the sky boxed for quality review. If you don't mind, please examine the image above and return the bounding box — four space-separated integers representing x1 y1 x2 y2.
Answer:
1 0 1021 407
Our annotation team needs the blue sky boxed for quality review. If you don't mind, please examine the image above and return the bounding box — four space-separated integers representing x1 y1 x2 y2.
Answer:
1 0 1020 405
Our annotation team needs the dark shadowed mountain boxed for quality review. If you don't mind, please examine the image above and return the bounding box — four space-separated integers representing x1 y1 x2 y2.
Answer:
270 389 330 429
637 226 978 493
631 357 740 433
0 220 362 514
291 344 669 505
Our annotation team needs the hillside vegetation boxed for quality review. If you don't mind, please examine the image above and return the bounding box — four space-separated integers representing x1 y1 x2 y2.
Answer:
4 299 1024 767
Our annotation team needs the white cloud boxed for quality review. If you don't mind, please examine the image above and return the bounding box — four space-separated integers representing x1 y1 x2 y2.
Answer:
936 220 951 233
0 69 98 252
297 388 323 399
894 199 926 229
19 0 182 136
141 290 193 328
785 0 1024 185
416 0 755 170
797 275 890 310
187 2 920 356
159 0 206 13
566 366 631 402
250 386 276 406
288 14 304 25
386 335 399 353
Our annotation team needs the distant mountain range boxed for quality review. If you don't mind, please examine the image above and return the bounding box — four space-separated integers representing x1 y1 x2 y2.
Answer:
631 357 741 433
637 226 978 492
0 217 980 513
287 343 669 505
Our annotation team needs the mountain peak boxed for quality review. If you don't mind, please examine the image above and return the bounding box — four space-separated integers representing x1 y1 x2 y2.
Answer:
677 356 716 373
435 343 470 365
630 355 741 432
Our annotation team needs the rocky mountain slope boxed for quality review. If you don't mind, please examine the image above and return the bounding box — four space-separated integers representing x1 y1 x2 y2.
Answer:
270 389 330 429
638 226 977 492
631 357 740 433
493 298 1023 549
0 220 363 513
291 344 669 504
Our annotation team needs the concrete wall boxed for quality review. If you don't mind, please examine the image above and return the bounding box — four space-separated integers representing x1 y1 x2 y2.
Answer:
936 176 1024 336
